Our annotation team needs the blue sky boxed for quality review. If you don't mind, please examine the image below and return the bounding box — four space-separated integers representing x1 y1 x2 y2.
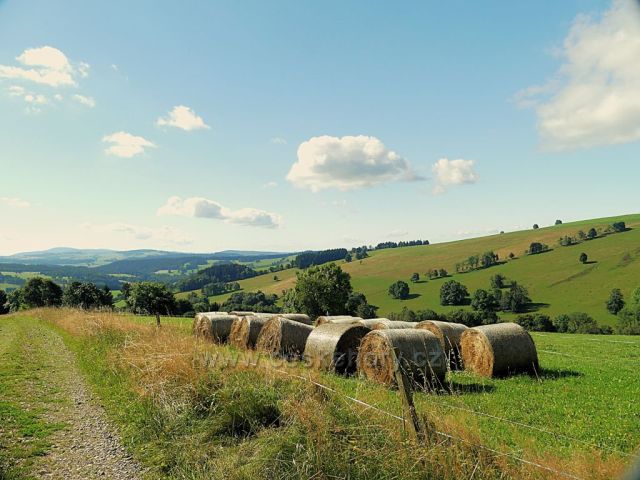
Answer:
1 0 639 254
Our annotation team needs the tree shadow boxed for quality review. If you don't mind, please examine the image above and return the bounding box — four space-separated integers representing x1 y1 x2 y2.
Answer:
583 260 598 265
405 293 421 300
537 367 583 380
520 302 551 313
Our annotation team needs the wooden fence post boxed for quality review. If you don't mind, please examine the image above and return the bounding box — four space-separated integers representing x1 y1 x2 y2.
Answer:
390 346 426 444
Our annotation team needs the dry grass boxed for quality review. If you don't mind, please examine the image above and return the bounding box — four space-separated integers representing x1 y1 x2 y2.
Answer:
28 308 629 479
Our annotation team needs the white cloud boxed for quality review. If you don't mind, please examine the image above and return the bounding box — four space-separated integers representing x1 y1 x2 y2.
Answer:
157 105 209 131
0 46 88 87
24 93 47 104
7 85 25 96
518 0 640 150
431 158 479 194
270 137 287 145
262 181 278 189
72 94 95 107
287 135 419 192
102 131 155 158
0 197 30 208
81 222 192 246
157 196 282 229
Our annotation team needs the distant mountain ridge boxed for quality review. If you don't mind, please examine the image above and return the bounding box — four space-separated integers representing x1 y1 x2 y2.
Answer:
0 247 290 267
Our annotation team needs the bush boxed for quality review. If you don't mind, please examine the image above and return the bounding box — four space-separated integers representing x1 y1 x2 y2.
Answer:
222 291 280 313
612 221 626 232
388 281 410 300
443 309 497 327
516 314 555 332
410 273 420 283
490 274 506 290
439 280 469 306
616 307 640 335
579 253 588 264
553 312 608 334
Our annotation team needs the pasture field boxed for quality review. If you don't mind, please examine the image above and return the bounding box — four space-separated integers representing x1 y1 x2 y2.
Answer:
2 309 636 479
200 213 640 326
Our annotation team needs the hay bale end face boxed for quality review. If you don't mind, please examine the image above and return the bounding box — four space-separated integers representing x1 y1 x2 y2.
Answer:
256 317 314 360
304 323 371 375
357 329 446 389
416 320 468 369
229 315 270 349
315 315 363 326
369 320 417 330
194 315 239 343
460 323 539 377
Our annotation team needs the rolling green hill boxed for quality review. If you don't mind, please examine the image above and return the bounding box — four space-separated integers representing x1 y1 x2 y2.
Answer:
197 213 640 327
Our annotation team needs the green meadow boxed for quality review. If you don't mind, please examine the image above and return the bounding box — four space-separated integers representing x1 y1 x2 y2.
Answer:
198 213 640 326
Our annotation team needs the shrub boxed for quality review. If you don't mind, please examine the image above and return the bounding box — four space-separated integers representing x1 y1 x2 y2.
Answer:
579 253 588 264
345 292 378 319
490 274 506 290
553 312 607 334
516 314 555 332
617 307 640 335
499 282 530 313
410 273 420 283
612 221 626 232
443 309 497 327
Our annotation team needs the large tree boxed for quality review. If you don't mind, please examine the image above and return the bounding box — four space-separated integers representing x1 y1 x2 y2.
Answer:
499 282 530 313
282 263 352 318
20 277 63 309
606 288 625 315
388 281 410 300
471 289 498 313
439 280 469 306
63 282 113 310
0 289 8 314
126 282 177 327
345 292 378 319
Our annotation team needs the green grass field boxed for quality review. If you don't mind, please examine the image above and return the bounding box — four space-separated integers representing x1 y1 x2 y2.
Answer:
2 309 635 479
197 213 640 327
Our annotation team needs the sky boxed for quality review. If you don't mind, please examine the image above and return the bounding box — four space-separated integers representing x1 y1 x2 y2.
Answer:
1 0 640 255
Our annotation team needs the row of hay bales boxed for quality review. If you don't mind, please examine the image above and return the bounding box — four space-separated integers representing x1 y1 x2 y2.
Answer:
193 312 539 389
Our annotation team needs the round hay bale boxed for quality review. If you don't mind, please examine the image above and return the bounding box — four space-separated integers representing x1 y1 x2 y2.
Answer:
193 312 230 335
370 320 417 330
416 320 468 369
315 315 363 326
280 313 313 325
193 313 211 339
358 318 390 328
256 317 314 359
230 311 257 317
229 315 270 349
460 323 539 377
304 323 371 375
357 329 446 389
203 315 240 343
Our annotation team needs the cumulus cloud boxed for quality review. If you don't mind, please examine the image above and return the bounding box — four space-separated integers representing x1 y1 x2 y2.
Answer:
287 135 419 192
82 222 192 246
0 197 30 208
431 158 479 194
157 105 209 131
102 131 156 158
72 94 95 107
157 196 282 229
517 0 640 150
0 46 89 87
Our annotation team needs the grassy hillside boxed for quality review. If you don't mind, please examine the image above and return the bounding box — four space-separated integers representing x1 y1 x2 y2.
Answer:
200 213 640 326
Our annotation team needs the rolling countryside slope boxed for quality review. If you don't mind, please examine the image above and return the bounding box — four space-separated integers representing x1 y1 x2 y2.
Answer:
200 213 640 326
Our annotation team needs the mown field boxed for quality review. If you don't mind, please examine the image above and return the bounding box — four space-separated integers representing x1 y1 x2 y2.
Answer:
2 309 637 479
196 214 640 327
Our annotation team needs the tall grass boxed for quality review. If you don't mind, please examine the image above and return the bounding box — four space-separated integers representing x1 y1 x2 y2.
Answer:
33 308 625 479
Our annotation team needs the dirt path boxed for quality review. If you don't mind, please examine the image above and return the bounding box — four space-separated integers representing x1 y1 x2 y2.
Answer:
0 317 143 480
